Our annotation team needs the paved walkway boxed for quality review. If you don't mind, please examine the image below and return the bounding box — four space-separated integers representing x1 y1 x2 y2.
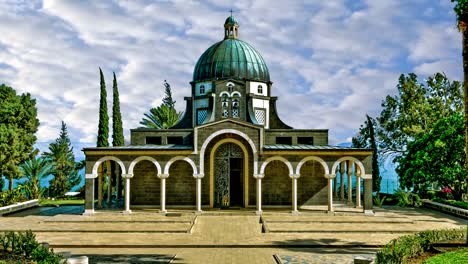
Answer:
1 206 466 263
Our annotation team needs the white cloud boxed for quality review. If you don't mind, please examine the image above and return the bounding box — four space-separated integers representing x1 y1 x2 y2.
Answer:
0 0 463 147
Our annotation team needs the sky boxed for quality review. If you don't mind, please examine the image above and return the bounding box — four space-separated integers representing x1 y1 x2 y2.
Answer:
0 0 462 155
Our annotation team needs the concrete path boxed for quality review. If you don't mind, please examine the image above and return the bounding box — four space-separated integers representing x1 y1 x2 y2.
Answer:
1 206 466 263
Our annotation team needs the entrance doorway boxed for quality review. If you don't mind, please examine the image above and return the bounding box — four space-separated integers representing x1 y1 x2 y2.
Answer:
214 143 244 207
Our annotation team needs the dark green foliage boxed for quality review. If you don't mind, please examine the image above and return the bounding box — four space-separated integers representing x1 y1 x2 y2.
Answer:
0 231 62 263
0 188 26 207
42 121 82 197
0 84 40 191
397 114 465 200
162 80 176 108
375 228 466 264
432 198 468 210
140 80 182 129
20 157 53 199
393 189 421 207
453 0 468 24
97 68 109 147
112 72 124 147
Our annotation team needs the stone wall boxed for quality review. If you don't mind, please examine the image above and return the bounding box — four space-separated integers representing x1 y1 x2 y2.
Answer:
131 160 160 205
298 160 327 205
263 160 291 205
166 160 196 205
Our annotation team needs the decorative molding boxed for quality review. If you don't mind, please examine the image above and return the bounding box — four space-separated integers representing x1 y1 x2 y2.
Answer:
324 174 336 179
158 174 169 179
362 174 373 179
85 174 97 179
289 174 300 179
121 173 134 178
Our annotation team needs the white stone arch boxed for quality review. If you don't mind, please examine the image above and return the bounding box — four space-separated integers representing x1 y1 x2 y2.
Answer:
259 156 294 176
231 91 241 97
295 156 330 176
331 156 367 176
198 129 259 175
91 156 126 176
219 91 230 97
163 156 198 175
128 156 162 175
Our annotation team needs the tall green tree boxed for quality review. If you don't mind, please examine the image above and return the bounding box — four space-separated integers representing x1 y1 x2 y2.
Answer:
97 68 109 147
112 72 124 146
0 84 39 191
397 114 465 200
452 0 468 197
140 80 182 129
43 121 82 197
162 80 176 108
20 157 53 199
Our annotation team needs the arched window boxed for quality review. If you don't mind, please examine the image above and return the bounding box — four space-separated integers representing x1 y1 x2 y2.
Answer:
227 83 234 92
258 85 263 94
232 99 239 118
200 85 205 94
222 94 229 118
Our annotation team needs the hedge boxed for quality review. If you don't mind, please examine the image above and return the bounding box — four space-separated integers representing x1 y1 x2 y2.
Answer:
375 227 466 264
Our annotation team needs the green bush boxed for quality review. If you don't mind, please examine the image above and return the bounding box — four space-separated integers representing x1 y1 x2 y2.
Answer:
432 198 468 210
0 231 62 263
0 188 27 207
375 228 466 264
394 189 421 207
423 248 468 264
374 194 387 207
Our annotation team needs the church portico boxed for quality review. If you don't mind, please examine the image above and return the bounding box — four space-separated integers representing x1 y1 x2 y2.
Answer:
83 15 374 216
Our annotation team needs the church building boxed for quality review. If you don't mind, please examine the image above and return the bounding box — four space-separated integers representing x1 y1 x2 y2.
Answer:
83 16 374 215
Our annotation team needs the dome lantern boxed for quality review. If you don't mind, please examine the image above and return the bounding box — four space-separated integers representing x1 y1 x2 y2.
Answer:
224 14 239 39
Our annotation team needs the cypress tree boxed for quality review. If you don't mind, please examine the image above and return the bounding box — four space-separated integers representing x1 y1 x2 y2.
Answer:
97 68 109 147
162 80 176 109
112 72 124 146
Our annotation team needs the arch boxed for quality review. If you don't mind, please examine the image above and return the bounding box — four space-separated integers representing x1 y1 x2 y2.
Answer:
295 156 330 176
128 156 162 175
231 91 241 97
163 156 198 175
209 138 250 208
330 156 367 177
91 156 126 176
259 156 294 176
220 91 230 97
198 129 259 175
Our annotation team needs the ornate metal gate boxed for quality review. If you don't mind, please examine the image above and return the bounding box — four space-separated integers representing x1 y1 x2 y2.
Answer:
214 143 243 207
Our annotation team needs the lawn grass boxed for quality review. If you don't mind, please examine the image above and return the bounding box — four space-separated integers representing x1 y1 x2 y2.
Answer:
423 248 468 264
39 198 84 207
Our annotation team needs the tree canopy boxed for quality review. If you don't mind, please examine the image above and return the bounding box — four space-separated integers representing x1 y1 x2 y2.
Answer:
0 84 39 191
43 121 82 197
397 114 465 200
97 68 109 147
140 80 182 129
20 156 53 199
112 72 124 146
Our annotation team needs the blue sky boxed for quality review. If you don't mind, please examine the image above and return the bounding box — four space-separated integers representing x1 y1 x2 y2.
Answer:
0 0 462 153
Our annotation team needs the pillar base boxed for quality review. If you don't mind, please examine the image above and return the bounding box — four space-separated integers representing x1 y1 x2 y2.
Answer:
255 210 263 215
364 210 374 216
82 209 94 216
355 205 363 209
122 210 132 215
159 210 167 215
291 210 300 216
327 210 335 215
195 210 203 215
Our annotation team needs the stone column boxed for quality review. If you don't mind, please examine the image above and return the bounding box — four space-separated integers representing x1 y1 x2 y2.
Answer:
290 174 300 215
356 167 362 208
347 160 353 206
194 174 204 214
325 174 336 213
159 174 169 214
333 166 338 198
254 174 264 215
98 165 103 208
83 175 96 215
363 175 374 215
340 161 345 201
122 174 133 214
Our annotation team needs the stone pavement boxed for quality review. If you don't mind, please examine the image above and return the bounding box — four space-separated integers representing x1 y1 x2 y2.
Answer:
0 206 466 263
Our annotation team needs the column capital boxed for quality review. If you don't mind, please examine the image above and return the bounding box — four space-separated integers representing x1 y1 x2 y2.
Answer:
324 173 336 179
158 174 169 179
85 174 97 179
253 174 264 179
362 174 372 179
122 173 134 179
193 173 204 179
289 174 300 179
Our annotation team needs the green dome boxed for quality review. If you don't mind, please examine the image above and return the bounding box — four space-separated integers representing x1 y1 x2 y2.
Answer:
193 38 270 82
225 16 238 25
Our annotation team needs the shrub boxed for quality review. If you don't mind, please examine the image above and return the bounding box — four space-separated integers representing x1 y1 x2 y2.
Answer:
0 188 27 207
0 231 62 263
423 248 468 264
374 194 387 207
394 189 421 207
375 228 466 264
31 245 62 264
